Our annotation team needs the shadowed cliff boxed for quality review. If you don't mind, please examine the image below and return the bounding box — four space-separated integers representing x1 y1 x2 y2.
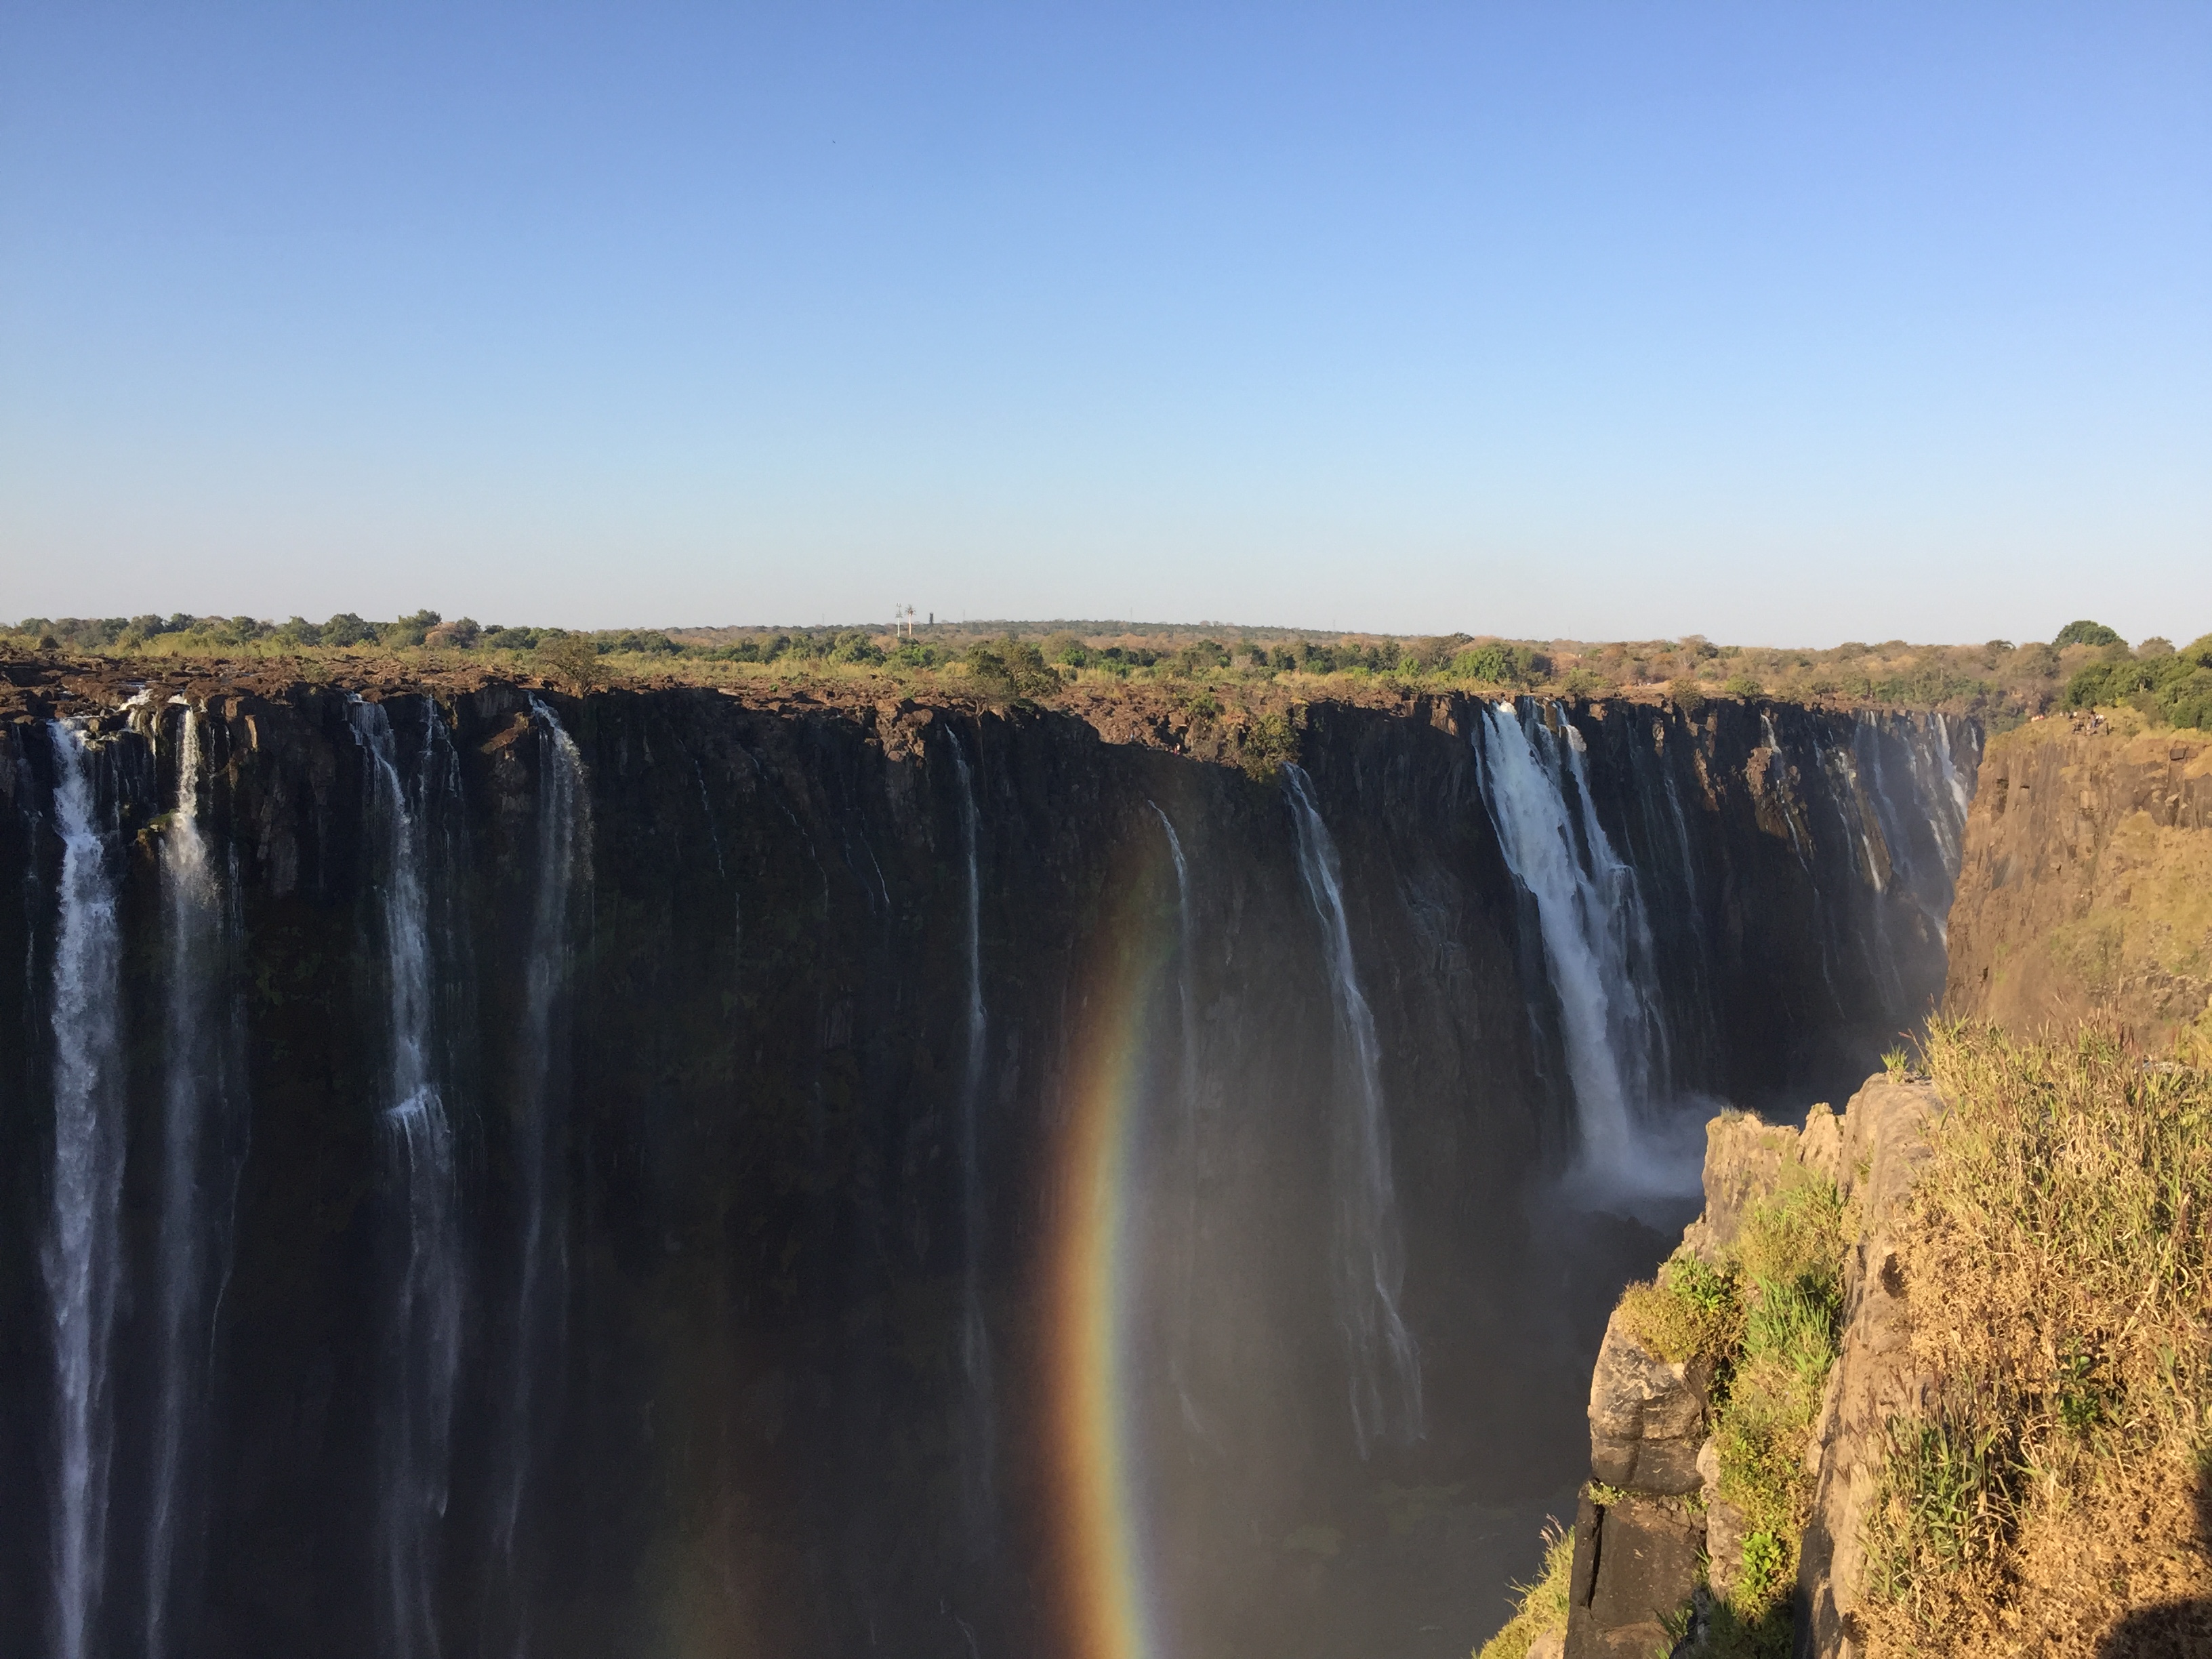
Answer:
0 669 1972 1659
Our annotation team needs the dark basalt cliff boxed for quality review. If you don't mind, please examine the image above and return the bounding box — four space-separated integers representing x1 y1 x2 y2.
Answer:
0 670 1973 1659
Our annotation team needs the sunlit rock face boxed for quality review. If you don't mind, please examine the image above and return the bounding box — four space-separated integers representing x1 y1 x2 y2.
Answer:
0 682 1971 1659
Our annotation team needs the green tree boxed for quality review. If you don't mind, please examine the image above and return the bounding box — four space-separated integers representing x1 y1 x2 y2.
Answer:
536 631 602 688
964 637 1059 701
2053 619 2123 649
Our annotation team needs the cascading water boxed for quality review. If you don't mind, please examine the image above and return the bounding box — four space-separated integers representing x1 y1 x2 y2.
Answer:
145 701 247 1659
351 697 462 1659
1854 712 1978 948
1282 764 1422 1457
487 697 592 1651
1475 703 1681 1195
43 719 126 1659
0 677 1993 1659
1149 803 1211 1442
949 733 996 1528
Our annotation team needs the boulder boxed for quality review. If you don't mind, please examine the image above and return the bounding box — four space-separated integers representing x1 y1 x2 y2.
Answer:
1588 1307 1713 1496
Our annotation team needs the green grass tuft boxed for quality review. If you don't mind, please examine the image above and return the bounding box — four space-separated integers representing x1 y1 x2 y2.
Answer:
1473 1517 1574 1659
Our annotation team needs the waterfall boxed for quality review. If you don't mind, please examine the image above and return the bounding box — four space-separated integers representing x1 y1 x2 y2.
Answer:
1850 712 1980 966
43 719 126 1659
1759 712 1813 870
145 702 247 1659
1282 766 1421 1457
489 697 592 1648
1475 704 1677 1193
949 734 996 1524
1149 804 1210 1443
352 698 462 1659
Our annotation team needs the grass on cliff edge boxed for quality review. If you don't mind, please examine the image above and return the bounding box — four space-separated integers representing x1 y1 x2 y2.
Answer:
1634 1167 1851 1656
1472 1519 1574 1659
1863 1019 2212 1659
1475 1167 1853 1659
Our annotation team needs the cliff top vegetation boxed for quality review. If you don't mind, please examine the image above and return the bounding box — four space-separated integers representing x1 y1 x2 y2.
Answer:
7 611 2199 731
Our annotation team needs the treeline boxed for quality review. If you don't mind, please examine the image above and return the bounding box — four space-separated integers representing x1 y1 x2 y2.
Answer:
7 611 2205 727
2060 628 2212 731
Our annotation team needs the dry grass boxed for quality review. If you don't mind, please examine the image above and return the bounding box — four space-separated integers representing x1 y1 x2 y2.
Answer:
1862 1019 2212 1658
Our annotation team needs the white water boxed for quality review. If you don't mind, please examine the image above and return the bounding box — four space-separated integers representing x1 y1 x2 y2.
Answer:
1282 766 1422 1457
146 703 246 1659
1149 803 1212 1444
1759 712 1814 869
490 698 592 1647
949 735 996 1525
352 698 461 1659
43 720 125 1659
1476 705 1691 1202
1851 712 1982 957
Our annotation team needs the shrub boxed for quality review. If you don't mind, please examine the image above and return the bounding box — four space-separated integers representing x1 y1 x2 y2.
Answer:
962 637 1059 702
596 628 680 657
535 632 602 687
1236 710 1300 784
377 609 441 648
1616 1251 1742 1365
825 630 883 665
1452 642 1539 685
426 617 479 649
1722 674 1763 699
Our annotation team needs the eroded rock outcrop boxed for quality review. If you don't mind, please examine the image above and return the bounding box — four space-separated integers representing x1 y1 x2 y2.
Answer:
1563 1076 1940 1659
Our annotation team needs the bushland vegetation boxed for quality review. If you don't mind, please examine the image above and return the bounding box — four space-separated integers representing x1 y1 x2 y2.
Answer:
2062 632 2212 731
7 611 2201 729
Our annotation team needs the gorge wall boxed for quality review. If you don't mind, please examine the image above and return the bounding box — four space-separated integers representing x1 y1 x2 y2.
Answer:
1945 719 2211 1046
0 668 1975 1659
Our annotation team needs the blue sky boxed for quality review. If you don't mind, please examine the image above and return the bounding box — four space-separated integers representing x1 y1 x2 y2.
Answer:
3 2 2206 644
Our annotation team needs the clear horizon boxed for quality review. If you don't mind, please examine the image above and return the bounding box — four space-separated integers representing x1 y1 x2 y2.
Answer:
3 3 2206 647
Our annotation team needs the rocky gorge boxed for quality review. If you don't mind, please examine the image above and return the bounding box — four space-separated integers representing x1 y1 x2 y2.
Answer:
0 657 1981 1659
1547 717 2212 1659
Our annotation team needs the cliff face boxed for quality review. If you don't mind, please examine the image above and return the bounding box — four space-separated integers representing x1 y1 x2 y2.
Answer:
1944 720 2212 1044
0 667 1973 1659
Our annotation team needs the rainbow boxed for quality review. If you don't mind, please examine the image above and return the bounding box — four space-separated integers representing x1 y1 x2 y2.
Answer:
1045 867 1179 1659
